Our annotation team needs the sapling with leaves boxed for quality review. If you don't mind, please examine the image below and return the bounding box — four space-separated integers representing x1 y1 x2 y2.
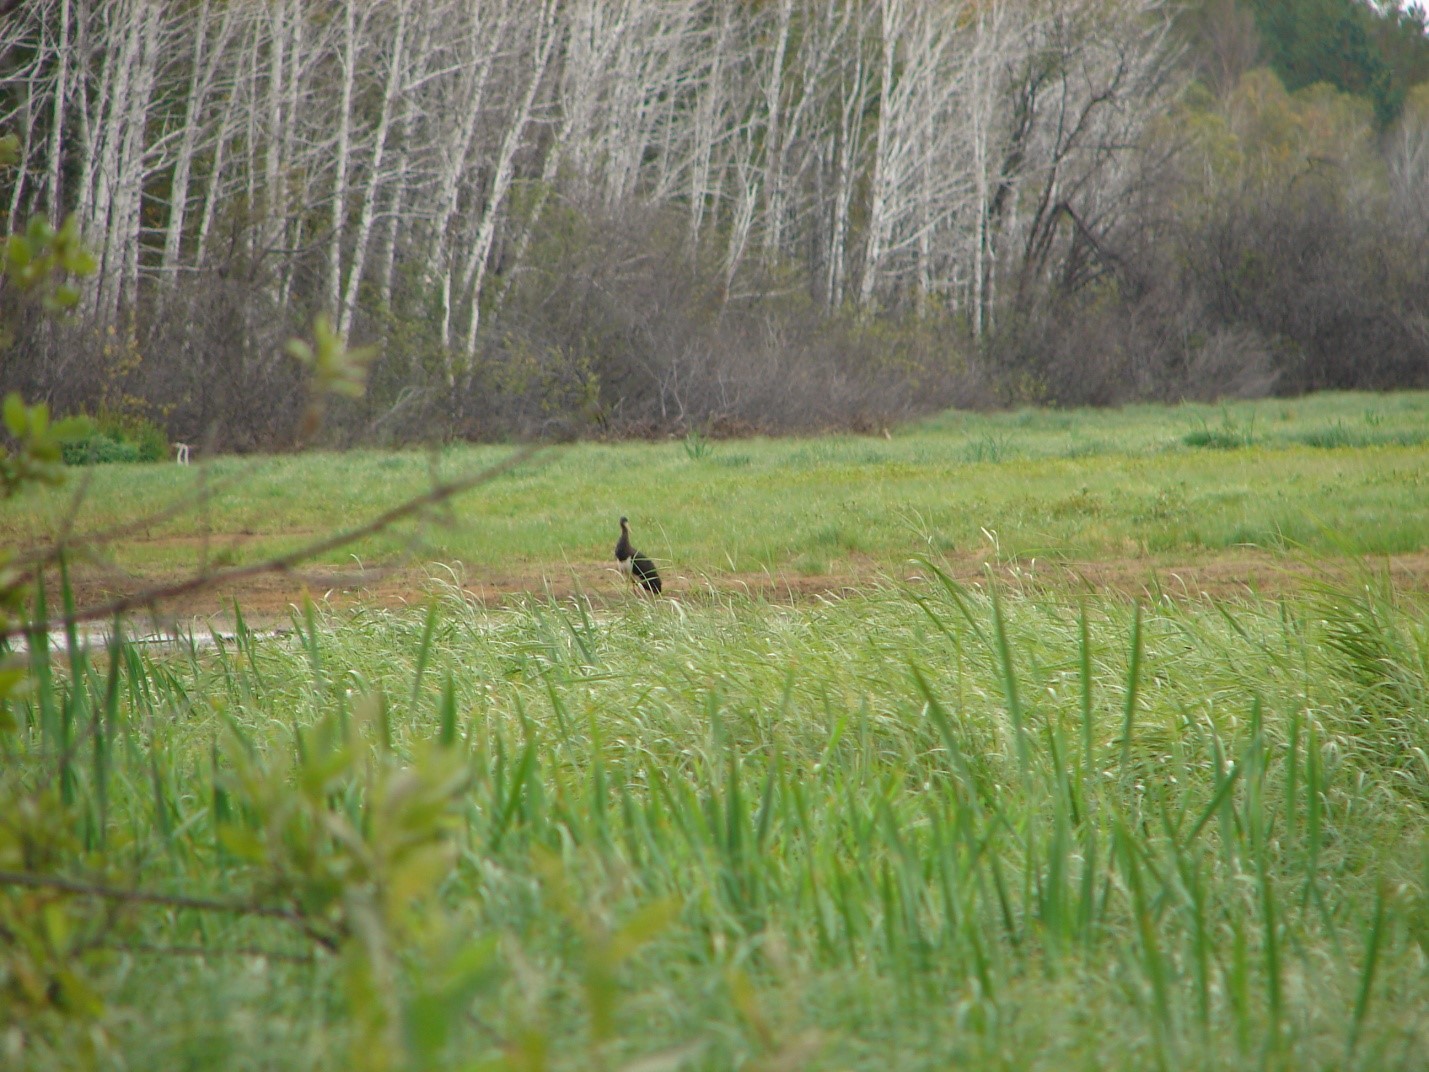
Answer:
0 131 98 665
0 130 536 1061
285 311 377 442
0 269 550 1072
2 118 594 1064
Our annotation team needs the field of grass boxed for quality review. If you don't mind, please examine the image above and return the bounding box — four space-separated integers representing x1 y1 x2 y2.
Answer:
5 569 1428 1069
3 391 1428 1070
4 392 1428 588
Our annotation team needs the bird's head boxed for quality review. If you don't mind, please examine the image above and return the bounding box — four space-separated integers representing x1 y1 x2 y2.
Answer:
619 516 629 526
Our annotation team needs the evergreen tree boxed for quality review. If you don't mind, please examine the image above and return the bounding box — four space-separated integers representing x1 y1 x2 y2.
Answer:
1248 0 1429 123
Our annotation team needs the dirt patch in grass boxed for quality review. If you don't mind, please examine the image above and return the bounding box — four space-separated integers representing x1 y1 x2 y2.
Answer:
38 548 1429 631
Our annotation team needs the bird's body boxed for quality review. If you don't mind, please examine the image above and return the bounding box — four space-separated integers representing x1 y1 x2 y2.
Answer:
615 516 662 594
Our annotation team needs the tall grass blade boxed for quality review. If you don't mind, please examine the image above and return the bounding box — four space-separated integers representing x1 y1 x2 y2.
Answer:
438 672 458 748
988 584 1030 785
1079 603 1095 798
1118 604 1143 778
1347 882 1388 1059
409 601 440 714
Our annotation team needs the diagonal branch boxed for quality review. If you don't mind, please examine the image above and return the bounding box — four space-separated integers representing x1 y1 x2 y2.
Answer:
5 446 540 641
0 868 340 950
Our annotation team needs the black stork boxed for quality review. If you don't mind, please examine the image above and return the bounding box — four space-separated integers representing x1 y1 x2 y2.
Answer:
615 516 662 594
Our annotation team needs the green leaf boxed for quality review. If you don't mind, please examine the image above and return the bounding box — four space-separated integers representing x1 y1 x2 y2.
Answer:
48 284 82 310
42 289 78 313
25 215 54 246
4 392 27 436
5 234 31 271
52 966 106 1020
331 378 366 399
0 667 28 710
216 825 266 862
285 339 315 367
62 247 98 276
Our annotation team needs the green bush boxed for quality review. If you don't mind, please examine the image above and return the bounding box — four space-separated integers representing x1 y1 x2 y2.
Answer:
61 430 140 465
125 418 168 461
61 411 168 465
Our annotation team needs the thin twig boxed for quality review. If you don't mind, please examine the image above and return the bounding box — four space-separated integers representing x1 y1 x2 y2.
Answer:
7 465 250 574
4 446 539 641
0 868 339 950
106 941 319 964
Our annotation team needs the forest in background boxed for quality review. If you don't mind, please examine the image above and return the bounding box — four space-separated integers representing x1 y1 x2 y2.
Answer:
1 0 1428 450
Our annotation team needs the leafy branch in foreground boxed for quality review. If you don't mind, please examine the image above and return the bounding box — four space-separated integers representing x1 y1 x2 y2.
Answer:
1 249 545 1064
286 312 378 442
0 442 537 642
0 186 98 667
0 868 336 944
0 393 92 501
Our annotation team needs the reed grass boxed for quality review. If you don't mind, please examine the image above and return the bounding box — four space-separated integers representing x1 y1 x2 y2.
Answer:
4 562 1426 1069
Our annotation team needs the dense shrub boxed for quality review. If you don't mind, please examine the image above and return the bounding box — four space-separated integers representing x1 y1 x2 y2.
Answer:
979 69 1429 408
60 409 168 466
61 431 139 465
472 202 980 438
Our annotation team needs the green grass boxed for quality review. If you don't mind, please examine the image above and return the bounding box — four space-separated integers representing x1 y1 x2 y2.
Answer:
4 567 1428 1069
5 391 1428 579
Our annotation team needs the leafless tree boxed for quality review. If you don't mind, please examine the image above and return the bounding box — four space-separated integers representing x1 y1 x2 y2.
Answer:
0 0 1213 438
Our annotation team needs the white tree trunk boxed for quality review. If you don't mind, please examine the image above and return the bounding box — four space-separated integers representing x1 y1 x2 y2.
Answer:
459 0 561 360
825 6 873 309
857 0 900 308
428 0 512 358
159 0 240 303
759 0 794 258
111 1 162 316
326 1 361 319
686 6 734 250
45 0 72 225
338 3 407 337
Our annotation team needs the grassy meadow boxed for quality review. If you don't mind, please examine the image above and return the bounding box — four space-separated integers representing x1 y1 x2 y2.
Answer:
4 391 1428 583
3 391 1429 1070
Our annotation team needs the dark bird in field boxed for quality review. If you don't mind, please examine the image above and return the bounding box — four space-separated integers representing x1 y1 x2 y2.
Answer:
615 516 662 594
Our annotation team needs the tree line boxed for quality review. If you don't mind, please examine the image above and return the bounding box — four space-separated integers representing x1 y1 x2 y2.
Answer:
1 0 1426 449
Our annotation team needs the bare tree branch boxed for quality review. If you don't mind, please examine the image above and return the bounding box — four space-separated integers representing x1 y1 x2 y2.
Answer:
0 868 340 950
5 446 539 640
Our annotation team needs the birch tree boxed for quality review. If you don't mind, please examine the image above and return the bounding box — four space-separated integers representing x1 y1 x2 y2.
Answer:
0 0 50 224
43 0 72 228
1002 0 1177 308
823 3 876 308
325 1 364 321
684 5 737 250
337 2 408 337
0 0 1185 400
757 0 795 259
422 0 514 355
158 0 240 302
857 0 972 308
458 0 562 362
68 0 165 325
